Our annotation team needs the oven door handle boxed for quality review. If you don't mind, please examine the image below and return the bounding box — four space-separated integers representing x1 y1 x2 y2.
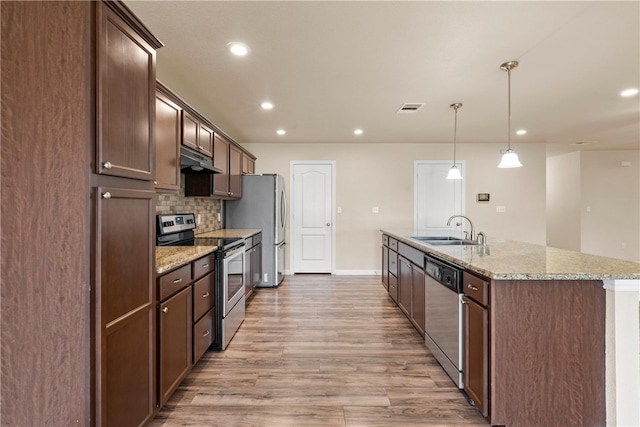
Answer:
224 245 245 259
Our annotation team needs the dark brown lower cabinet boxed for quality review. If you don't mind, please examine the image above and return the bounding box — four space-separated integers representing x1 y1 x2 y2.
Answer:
381 245 389 290
398 257 413 317
463 295 489 417
410 264 425 335
158 286 193 406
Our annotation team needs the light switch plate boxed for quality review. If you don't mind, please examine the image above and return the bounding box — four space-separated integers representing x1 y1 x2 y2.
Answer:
496 206 506 213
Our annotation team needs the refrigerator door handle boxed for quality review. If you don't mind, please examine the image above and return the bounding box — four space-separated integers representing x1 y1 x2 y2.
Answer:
281 189 287 231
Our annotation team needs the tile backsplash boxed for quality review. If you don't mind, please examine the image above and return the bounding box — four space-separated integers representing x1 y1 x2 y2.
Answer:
155 175 222 233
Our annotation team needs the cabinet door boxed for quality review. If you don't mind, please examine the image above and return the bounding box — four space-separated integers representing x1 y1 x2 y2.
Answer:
229 144 243 198
244 246 253 298
252 242 262 289
464 296 489 418
96 187 155 426
158 286 193 406
198 123 214 158
155 91 181 191
242 153 255 174
398 257 412 317
181 111 199 151
411 264 425 335
382 246 389 290
96 3 155 181
213 134 230 196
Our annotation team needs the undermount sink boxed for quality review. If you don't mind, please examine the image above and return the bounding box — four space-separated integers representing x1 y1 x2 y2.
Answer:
411 236 480 246
411 236 462 241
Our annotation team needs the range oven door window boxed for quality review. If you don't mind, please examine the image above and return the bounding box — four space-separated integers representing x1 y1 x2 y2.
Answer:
223 246 245 316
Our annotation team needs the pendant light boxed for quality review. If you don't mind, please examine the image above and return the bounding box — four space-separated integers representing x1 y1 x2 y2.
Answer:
498 60 523 168
446 103 463 180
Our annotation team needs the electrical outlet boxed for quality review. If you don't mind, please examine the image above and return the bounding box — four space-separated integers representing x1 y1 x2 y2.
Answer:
263 273 268 282
197 214 201 224
337 206 343 214
496 206 506 213
217 212 221 221
372 206 379 214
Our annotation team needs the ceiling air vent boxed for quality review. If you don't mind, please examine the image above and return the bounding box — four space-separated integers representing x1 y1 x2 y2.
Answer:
397 103 425 114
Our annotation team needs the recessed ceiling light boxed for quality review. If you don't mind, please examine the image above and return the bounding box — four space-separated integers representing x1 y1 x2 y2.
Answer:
354 129 363 135
227 42 249 56
620 88 639 97
516 129 527 135
276 129 286 135
261 102 274 110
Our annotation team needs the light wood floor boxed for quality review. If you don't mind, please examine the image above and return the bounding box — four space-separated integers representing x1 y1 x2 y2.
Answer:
151 274 488 426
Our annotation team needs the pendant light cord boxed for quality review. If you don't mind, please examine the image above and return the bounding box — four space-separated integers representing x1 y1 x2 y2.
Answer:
507 66 512 150
453 107 458 163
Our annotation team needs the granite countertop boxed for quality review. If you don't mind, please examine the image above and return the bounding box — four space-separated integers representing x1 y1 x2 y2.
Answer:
156 228 262 275
382 229 640 280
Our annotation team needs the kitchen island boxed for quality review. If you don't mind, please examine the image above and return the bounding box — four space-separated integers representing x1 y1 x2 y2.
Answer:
382 229 640 427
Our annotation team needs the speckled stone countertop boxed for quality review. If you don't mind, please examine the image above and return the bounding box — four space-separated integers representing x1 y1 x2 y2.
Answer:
156 229 262 275
382 229 640 280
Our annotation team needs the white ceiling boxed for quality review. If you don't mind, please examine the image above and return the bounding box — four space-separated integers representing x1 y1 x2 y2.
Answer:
127 1 640 155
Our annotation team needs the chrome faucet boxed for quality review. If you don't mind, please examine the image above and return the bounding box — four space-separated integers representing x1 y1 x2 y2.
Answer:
446 215 475 241
476 231 487 246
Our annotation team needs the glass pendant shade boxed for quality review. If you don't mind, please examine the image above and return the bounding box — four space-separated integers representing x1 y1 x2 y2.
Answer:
498 149 522 168
499 61 523 169
446 165 462 179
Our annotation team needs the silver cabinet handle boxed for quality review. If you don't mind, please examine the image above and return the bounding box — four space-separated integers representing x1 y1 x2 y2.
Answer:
202 292 210 298
103 161 112 169
202 330 210 337
102 192 112 199
201 263 209 269
197 145 203 150
467 284 479 291
172 278 182 284
162 307 168 313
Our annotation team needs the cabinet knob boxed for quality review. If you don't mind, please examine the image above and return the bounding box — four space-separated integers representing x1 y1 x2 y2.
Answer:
102 192 112 199
197 145 203 150
202 330 210 337
202 292 210 298
326 223 331 227
103 161 112 169
162 307 168 313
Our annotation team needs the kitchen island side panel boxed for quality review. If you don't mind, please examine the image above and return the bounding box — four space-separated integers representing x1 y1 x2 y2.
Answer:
490 279 606 427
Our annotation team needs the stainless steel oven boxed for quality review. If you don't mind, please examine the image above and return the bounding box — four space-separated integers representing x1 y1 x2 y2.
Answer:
217 242 245 350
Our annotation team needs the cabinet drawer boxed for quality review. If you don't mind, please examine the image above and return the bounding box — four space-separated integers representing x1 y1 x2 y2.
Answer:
388 273 398 303
382 235 389 246
388 250 398 277
463 271 489 306
193 307 215 363
398 242 424 267
192 254 215 280
193 272 215 321
158 264 191 300
388 238 398 251
253 232 262 245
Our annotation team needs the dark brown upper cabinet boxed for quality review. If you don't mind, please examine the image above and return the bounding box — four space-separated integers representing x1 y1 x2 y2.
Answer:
96 3 157 181
155 85 182 192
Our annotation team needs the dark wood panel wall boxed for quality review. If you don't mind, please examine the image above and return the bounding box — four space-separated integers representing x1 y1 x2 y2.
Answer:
1 1 92 425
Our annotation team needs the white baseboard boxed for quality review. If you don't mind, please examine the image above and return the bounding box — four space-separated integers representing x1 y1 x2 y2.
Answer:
284 270 382 276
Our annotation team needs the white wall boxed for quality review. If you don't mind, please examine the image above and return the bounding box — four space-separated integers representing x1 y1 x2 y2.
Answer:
245 141 547 272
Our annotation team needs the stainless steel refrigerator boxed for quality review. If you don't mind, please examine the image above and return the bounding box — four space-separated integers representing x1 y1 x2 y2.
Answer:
224 174 286 287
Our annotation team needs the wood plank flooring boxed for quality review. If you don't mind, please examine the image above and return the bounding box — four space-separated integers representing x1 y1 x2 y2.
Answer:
151 274 488 426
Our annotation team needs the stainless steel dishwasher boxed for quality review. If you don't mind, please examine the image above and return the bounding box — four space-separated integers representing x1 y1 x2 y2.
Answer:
424 254 464 388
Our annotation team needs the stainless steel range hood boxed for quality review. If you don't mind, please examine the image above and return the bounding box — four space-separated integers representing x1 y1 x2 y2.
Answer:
180 145 222 174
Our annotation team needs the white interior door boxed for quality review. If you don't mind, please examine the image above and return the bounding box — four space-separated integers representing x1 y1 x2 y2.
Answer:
415 161 465 235
291 162 334 273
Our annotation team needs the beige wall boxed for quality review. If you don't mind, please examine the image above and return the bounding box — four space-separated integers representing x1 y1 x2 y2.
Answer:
546 150 640 263
546 152 582 251
244 141 547 272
